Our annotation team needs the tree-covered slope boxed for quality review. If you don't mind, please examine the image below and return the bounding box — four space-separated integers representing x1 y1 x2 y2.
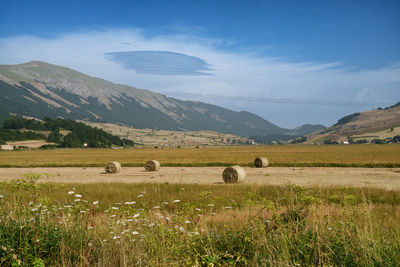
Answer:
1 116 134 148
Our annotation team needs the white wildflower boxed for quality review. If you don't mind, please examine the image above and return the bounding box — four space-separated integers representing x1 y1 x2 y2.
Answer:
173 199 181 203
110 215 116 218
75 194 82 198
111 207 119 210
75 199 81 202
153 206 160 209
67 191 74 195
124 201 136 205
137 195 144 198
133 213 140 218
161 202 168 205
132 231 139 235
225 206 232 209
31 208 38 212
0 195 4 198
195 208 201 211
179 226 185 232
185 220 191 224
93 201 99 205
207 204 215 207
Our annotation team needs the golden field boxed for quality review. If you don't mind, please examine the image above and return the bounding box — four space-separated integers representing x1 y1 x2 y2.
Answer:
0 144 399 167
1 176 400 266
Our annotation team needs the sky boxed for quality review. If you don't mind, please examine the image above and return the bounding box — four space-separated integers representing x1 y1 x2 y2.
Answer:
0 0 399 128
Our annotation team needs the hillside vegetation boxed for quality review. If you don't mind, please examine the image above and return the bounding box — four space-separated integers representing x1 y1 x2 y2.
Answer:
1 117 134 148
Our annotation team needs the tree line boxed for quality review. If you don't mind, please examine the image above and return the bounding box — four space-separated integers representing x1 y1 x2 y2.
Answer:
1 116 134 148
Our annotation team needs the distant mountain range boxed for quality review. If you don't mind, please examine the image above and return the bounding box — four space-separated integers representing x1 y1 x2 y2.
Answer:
0 61 322 138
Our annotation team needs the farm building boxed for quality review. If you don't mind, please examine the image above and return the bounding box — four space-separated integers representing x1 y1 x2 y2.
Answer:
0 145 14 150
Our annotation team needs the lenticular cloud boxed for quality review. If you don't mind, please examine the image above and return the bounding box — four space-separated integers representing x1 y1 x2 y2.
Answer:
105 51 212 76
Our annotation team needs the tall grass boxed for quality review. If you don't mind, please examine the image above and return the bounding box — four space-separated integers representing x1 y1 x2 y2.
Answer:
0 144 399 168
1 174 400 266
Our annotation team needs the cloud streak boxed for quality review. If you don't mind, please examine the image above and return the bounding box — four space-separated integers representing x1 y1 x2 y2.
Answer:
0 28 399 127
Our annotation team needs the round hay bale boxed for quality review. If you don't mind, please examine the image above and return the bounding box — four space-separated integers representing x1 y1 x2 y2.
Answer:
145 160 160 171
254 157 269 168
222 165 246 183
105 162 121 174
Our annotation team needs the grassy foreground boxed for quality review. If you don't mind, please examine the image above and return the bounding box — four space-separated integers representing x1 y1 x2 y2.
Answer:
1 175 400 266
0 144 399 168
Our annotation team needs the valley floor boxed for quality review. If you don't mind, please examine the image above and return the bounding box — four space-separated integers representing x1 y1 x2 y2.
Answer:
1 166 399 190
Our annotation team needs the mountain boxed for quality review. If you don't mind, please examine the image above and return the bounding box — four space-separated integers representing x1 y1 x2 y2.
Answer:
292 124 326 136
0 61 292 137
306 102 400 143
249 124 325 144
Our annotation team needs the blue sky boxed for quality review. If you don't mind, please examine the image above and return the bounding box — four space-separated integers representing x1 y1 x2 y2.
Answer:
1 0 399 127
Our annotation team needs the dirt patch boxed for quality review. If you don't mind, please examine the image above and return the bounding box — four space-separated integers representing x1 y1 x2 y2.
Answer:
7 140 55 148
0 167 399 190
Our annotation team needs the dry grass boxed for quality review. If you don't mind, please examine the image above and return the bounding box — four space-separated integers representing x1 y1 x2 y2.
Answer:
1 177 400 266
0 144 399 167
81 121 252 146
352 126 400 141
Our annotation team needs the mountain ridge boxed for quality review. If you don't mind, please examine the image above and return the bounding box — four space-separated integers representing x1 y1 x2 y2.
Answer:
305 102 400 143
0 61 320 137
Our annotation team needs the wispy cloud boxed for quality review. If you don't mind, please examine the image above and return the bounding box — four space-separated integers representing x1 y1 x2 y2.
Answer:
0 28 399 127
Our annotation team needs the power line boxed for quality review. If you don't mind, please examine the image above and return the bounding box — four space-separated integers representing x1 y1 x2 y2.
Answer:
162 91 393 106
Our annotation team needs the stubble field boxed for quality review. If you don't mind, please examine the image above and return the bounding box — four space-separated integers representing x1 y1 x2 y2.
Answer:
0 144 399 167
1 144 400 266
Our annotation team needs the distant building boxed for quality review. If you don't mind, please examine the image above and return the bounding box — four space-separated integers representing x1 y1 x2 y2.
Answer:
83 142 88 148
0 145 14 150
342 141 349 145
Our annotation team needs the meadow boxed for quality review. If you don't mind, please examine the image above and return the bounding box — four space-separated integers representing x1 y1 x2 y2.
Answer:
1 174 400 266
1 145 400 266
0 144 399 168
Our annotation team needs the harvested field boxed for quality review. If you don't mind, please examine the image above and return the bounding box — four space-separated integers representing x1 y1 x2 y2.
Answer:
0 144 399 167
1 166 399 189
